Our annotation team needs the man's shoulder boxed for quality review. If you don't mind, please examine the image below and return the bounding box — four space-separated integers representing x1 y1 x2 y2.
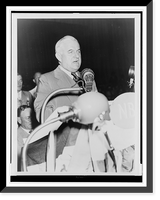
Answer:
42 70 54 77
41 69 57 81
41 67 62 83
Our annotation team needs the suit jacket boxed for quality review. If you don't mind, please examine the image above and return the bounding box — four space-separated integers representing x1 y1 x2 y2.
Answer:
18 90 33 108
25 66 97 167
17 126 30 149
34 66 80 122
17 126 48 170
17 126 30 171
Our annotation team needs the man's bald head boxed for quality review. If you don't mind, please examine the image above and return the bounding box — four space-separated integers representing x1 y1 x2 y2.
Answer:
55 35 81 73
55 35 78 57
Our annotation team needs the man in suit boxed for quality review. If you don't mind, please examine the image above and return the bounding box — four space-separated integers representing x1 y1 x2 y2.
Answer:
17 105 33 171
33 35 97 158
17 73 33 108
29 72 42 99
34 36 96 122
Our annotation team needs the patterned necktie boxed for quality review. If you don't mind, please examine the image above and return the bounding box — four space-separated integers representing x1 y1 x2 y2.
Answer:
71 71 81 82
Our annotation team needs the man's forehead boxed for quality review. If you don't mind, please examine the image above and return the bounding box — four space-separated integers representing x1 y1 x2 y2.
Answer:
63 39 80 50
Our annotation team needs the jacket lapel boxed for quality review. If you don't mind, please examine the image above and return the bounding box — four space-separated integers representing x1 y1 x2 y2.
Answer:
54 67 80 103
54 67 76 88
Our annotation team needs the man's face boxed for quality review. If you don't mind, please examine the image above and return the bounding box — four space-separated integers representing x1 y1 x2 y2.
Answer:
60 39 81 73
17 75 23 92
19 108 32 130
34 73 41 85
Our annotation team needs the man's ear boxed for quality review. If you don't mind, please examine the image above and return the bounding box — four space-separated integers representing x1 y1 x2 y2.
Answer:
33 79 35 83
55 52 62 63
17 117 21 125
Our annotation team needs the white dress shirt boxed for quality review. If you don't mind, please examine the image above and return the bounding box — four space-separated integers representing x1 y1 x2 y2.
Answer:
59 65 74 79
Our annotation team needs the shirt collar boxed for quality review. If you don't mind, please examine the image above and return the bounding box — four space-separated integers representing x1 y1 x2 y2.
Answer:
20 126 32 135
59 65 73 79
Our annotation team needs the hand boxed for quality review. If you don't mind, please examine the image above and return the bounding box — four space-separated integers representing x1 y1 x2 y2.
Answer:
45 106 70 122
92 111 108 132
29 106 70 143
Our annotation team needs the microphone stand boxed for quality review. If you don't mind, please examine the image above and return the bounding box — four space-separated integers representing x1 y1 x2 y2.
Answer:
22 117 62 172
41 87 83 124
104 132 117 172
22 87 83 172
22 88 114 173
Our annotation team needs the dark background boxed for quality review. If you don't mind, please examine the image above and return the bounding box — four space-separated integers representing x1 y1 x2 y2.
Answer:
17 18 134 100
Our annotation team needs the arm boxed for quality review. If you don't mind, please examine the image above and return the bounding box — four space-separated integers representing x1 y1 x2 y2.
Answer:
34 75 53 122
34 73 61 122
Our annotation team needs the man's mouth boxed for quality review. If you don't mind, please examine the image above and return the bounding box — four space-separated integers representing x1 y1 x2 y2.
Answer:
73 60 79 63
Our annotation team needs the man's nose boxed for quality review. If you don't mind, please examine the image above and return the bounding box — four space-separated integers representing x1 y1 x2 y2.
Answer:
27 117 31 122
73 51 80 59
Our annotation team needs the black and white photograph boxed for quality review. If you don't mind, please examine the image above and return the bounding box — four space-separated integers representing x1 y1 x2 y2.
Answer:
4 4 153 193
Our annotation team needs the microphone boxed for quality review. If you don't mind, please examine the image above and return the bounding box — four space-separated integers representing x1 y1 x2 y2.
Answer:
58 92 109 124
81 68 94 92
128 65 135 78
128 65 135 89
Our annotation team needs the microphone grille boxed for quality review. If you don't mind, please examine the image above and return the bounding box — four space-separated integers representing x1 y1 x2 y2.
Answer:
81 68 94 79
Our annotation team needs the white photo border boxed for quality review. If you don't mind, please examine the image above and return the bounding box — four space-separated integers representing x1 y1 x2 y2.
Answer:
4 4 153 193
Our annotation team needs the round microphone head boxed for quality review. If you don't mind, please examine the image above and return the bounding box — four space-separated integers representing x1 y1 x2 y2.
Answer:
81 68 94 79
73 92 109 124
81 68 95 92
128 65 135 78
110 92 135 129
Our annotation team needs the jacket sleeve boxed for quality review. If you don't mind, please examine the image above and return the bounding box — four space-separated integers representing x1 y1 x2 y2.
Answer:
34 74 54 122
34 72 62 122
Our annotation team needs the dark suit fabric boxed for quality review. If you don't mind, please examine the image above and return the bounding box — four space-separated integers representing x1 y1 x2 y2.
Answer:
34 66 80 122
25 120 81 168
25 66 96 168
17 126 30 171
